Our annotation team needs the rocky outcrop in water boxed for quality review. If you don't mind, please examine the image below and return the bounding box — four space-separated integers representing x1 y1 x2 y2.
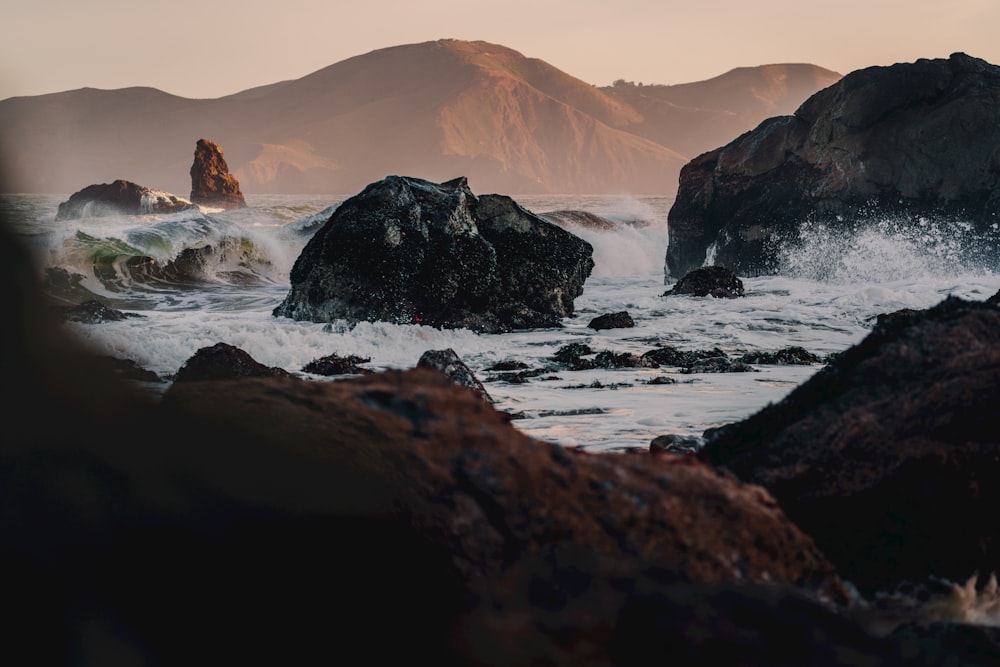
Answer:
664 265 745 298
665 52 1000 278
272 175 594 333
55 179 195 220
698 296 1000 596
172 342 290 383
189 138 247 210
588 311 635 330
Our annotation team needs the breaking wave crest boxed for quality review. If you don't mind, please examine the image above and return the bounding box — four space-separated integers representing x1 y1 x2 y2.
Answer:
774 215 1000 283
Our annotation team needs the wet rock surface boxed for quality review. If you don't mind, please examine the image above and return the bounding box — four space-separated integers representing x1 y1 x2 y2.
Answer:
699 296 1000 595
273 175 594 333
189 138 247 210
666 53 1000 277
664 265 745 298
55 179 195 220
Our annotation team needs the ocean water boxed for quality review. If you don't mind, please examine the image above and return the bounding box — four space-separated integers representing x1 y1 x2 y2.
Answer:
5 192 1000 453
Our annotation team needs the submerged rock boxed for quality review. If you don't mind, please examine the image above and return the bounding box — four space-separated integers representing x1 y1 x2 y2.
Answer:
698 296 1000 595
666 52 1000 277
189 138 247 210
55 179 195 220
272 175 594 333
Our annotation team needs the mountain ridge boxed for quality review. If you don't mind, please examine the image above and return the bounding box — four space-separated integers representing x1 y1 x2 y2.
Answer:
0 39 841 196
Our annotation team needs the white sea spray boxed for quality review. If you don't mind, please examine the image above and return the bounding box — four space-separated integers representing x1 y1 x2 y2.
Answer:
9 193 1000 452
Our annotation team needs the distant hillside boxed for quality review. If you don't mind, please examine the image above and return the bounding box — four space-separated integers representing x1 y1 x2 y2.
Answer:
600 64 844 158
0 40 840 196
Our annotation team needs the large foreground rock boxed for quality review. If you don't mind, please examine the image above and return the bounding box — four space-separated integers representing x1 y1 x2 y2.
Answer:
666 52 1000 277
162 366 845 603
55 179 195 220
699 296 1000 595
272 175 594 333
189 138 247 210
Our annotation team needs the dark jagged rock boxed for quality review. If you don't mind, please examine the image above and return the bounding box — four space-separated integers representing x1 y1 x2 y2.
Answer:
650 433 704 455
416 348 492 404
189 138 247 210
989 289 1000 305
172 342 290 383
551 342 595 368
698 296 1000 596
55 179 195 221
272 176 594 333
666 53 1000 278
483 359 529 372
58 299 144 324
593 350 656 369
737 346 823 365
680 356 758 374
641 345 728 368
588 311 635 330
301 353 372 376
664 265 745 298
162 368 849 608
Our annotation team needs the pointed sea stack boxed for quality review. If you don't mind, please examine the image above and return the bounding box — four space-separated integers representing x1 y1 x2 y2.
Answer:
189 138 247 210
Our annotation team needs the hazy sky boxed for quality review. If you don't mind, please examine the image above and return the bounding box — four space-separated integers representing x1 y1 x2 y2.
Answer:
3 0 999 100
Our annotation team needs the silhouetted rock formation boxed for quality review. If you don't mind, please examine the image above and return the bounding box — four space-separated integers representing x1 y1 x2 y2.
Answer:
273 175 594 333
666 52 1000 277
189 138 247 209
55 179 194 220
699 296 1000 596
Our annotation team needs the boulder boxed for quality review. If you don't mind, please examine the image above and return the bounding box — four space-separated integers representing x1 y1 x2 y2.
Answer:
272 175 594 333
698 296 1000 596
162 366 848 605
664 266 745 298
189 138 247 210
172 342 290 383
301 353 372 376
416 348 492 404
665 53 1000 278
588 310 635 330
55 179 195 220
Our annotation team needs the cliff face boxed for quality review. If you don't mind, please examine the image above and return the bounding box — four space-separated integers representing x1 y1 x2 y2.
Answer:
0 40 837 196
665 52 1000 277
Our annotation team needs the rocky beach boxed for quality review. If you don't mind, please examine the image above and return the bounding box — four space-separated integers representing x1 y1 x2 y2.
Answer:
4 51 1000 665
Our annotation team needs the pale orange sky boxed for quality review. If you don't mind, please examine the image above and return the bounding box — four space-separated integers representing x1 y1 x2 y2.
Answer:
3 0 998 100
